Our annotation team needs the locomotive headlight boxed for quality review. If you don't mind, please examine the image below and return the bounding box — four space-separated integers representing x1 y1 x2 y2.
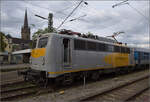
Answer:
42 57 45 65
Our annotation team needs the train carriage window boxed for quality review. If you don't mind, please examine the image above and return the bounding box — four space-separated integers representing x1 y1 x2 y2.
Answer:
144 53 149 60
98 43 106 51
74 39 86 50
87 41 97 51
38 37 48 48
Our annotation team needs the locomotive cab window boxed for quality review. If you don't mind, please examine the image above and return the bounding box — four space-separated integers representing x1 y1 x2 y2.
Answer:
38 37 48 48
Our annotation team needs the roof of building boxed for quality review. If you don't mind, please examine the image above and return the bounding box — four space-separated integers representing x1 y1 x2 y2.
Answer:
11 37 32 44
12 49 31 54
0 52 8 55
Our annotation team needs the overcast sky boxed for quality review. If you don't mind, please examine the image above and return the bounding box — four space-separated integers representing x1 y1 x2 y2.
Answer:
1 0 149 48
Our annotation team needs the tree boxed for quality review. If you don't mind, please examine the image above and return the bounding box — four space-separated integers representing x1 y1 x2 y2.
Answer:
0 32 7 52
32 27 56 40
86 31 94 36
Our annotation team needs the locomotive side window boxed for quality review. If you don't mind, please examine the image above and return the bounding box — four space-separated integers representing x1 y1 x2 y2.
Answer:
98 43 106 51
38 37 48 48
74 39 86 50
87 41 97 51
114 46 120 52
126 48 130 53
121 47 126 53
107 45 114 52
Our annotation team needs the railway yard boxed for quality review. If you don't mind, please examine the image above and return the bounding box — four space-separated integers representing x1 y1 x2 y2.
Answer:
1 1 150 102
0 65 149 102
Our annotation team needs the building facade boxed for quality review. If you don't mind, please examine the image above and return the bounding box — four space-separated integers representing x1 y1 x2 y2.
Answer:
0 10 32 64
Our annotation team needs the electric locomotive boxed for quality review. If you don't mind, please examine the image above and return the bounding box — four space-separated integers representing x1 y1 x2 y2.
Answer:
19 32 150 85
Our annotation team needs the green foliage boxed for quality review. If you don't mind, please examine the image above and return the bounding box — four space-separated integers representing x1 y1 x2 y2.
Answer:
29 42 32 49
6 34 12 38
12 45 18 51
0 32 7 52
32 27 56 39
86 31 94 36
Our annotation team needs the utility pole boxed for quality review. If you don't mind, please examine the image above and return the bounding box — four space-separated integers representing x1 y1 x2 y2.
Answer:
48 13 53 33
35 12 53 33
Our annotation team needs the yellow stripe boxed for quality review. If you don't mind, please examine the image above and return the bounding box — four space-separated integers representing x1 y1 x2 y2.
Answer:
104 53 130 68
31 48 46 58
48 65 133 74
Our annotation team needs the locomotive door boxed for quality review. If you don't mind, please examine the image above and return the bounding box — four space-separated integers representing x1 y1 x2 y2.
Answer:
63 38 71 68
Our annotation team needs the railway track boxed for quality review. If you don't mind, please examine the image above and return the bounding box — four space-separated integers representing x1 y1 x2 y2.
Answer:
131 89 150 102
0 82 38 101
80 75 149 102
0 68 149 101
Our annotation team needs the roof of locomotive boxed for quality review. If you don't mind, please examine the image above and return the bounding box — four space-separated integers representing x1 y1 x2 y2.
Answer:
41 33 130 48
38 33 150 52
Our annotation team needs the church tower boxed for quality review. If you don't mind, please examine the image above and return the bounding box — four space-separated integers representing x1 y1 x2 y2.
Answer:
21 9 30 40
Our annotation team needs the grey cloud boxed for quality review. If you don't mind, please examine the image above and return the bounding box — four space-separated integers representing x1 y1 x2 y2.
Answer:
0 1 149 48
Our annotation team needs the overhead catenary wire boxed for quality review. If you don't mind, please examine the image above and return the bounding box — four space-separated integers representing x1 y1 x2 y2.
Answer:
56 0 85 30
23 0 85 28
23 0 76 16
127 3 149 21
112 0 149 21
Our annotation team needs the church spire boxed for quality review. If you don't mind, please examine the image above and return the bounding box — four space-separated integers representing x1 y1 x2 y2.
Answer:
21 9 30 40
24 9 28 27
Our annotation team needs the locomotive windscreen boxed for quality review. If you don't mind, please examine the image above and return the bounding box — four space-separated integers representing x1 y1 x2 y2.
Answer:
38 37 48 48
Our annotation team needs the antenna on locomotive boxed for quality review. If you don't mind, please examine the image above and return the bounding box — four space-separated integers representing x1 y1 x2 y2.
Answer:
106 31 125 43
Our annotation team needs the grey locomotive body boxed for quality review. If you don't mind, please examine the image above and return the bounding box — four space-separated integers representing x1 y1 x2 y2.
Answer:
20 33 150 84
